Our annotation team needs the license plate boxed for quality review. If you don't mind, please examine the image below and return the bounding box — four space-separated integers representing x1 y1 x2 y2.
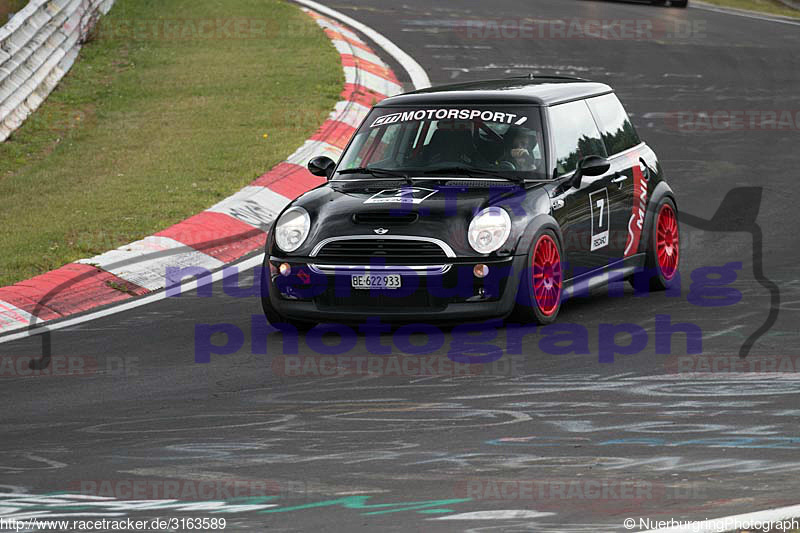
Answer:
351 274 402 290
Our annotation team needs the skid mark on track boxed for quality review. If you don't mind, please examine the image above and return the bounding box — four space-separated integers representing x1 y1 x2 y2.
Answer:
81 414 295 435
0 453 67 474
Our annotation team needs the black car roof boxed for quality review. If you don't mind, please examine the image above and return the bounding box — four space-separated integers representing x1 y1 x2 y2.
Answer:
377 77 614 107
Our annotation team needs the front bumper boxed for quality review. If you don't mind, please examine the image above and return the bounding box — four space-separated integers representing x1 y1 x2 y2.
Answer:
264 255 526 323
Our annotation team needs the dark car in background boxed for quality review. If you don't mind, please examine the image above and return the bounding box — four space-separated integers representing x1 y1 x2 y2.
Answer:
654 0 688 7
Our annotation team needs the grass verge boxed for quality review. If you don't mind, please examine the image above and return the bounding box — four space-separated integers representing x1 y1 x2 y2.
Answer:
697 0 800 18
0 0 342 287
1 0 29 22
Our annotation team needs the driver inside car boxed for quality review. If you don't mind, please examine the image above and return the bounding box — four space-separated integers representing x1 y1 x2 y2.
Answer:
503 127 541 171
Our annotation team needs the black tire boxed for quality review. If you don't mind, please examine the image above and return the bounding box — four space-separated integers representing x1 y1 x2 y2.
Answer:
260 266 317 331
511 229 563 325
630 196 680 293
672 0 688 7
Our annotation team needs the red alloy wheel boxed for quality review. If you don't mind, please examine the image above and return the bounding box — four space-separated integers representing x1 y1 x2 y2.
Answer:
656 203 679 280
532 234 562 316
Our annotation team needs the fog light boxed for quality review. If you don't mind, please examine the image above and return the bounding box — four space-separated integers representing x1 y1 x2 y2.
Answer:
279 263 291 277
473 264 489 278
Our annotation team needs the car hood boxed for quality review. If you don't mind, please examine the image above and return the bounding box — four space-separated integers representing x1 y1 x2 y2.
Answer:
271 180 550 258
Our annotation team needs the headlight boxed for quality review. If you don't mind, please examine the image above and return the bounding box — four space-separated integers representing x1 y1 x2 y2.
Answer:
275 207 311 253
468 207 511 254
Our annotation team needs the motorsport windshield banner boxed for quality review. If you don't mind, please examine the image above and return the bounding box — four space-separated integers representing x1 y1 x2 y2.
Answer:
370 108 530 128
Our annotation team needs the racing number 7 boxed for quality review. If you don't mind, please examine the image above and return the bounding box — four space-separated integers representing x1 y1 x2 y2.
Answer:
589 188 610 251
596 198 605 228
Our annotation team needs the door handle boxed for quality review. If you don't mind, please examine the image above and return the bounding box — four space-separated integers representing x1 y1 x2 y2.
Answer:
611 175 628 184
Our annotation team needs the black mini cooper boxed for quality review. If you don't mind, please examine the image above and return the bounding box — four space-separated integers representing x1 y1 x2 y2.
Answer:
261 77 679 329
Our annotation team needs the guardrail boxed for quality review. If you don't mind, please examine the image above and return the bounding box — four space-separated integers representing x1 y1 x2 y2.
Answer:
0 0 114 142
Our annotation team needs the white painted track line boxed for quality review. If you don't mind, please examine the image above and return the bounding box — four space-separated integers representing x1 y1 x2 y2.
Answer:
293 0 431 90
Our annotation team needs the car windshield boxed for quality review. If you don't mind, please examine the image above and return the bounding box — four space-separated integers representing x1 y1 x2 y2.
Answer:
335 105 547 181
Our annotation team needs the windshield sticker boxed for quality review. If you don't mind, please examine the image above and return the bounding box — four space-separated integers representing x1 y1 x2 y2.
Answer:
370 109 529 128
364 187 439 205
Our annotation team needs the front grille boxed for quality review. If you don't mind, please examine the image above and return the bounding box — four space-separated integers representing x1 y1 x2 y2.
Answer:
314 238 449 264
353 212 419 226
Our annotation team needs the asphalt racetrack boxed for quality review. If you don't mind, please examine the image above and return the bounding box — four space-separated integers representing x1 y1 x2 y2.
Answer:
1 1 799 531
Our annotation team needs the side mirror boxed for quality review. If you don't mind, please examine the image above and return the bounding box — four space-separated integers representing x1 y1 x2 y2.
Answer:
571 155 611 188
308 156 336 179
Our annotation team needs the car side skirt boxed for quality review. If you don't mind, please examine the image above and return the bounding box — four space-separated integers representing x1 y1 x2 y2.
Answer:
562 253 645 301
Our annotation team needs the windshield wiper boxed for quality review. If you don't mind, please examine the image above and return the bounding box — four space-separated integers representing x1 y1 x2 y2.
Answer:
337 166 413 184
421 166 524 185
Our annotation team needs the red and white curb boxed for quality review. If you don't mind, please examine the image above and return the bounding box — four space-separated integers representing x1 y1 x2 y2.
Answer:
0 6 420 338
692 1 800 26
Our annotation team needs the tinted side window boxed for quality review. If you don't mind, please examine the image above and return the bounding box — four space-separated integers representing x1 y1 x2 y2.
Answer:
549 100 607 175
587 93 641 155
